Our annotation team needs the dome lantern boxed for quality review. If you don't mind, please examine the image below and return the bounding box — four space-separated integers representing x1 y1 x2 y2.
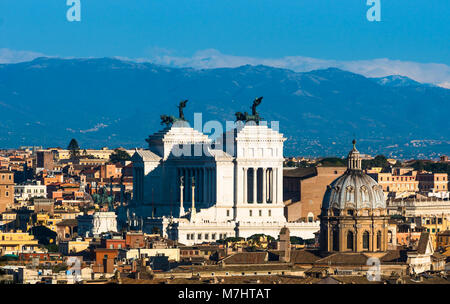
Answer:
347 139 361 171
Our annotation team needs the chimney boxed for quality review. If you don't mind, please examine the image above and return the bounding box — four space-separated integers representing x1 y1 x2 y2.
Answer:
279 227 291 263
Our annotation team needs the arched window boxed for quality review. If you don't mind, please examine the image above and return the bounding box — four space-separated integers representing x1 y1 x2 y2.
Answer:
377 231 382 250
347 231 354 251
363 231 370 250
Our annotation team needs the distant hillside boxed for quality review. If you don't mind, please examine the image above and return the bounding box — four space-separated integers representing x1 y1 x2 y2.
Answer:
0 57 448 158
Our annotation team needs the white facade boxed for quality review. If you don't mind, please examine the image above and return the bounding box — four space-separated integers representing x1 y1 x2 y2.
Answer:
92 212 118 236
132 122 320 245
14 181 47 200
76 212 118 237
119 248 180 262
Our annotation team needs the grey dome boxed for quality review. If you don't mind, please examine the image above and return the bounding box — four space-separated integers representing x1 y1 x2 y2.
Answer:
322 140 385 211
322 170 386 211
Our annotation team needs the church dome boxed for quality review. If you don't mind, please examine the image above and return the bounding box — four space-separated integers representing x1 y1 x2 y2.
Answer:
322 140 385 211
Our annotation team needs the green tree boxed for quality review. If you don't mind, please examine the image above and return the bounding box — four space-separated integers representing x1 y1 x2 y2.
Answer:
290 236 305 245
318 157 346 167
362 155 390 170
285 160 296 167
44 243 59 253
247 234 275 242
67 138 80 159
109 149 131 163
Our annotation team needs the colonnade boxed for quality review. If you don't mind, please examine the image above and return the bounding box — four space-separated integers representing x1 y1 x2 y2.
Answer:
242 167 277 204
177 167 216 206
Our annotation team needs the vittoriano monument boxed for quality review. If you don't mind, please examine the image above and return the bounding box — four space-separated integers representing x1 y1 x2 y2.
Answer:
235 96 264 124
160 99 189 126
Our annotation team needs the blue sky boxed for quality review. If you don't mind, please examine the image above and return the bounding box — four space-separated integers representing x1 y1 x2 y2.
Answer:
1 0 449 86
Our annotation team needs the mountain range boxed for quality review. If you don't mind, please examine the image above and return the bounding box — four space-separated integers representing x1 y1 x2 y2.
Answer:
0 57 448 159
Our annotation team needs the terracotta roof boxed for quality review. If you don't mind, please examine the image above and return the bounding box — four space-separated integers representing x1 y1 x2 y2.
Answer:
438 230 450 237
56 219 78 227
314 253 368 266
283 167 317 178
380 249 408 263
221 252 268 265
417 232 431 254
316 276 341 284
290 249 322 264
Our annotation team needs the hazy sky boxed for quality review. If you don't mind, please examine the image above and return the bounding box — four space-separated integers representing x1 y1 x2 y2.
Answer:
1 0 449 85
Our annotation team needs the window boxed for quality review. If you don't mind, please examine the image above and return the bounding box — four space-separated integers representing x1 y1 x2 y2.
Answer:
347 231 354 251
205 234 209 240
268 210 271 217
198 234 202 240
377 231 381 250
363 231 370 250
226 210 230 217
249 210 252 217
259 210 262 217
212 233 216 240
332 230 339 251
187 234 190 240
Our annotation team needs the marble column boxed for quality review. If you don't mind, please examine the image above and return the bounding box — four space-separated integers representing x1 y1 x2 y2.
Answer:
253 168 257 204
262 168 267 203
277 167 283 204
243 168 248 204
269 168 273 203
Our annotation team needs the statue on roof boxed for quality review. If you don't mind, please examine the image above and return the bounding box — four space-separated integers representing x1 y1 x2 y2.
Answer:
177 99 188 120
160 114 177 126
160 100 189 127
235 96 263 124
251 96 263 116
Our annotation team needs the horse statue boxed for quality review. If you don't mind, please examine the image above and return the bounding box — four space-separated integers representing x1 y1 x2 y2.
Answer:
235 111 248 122
160 114 177 126
234 96 264 124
